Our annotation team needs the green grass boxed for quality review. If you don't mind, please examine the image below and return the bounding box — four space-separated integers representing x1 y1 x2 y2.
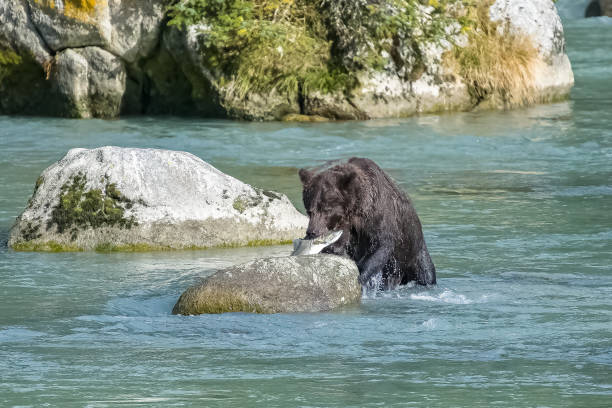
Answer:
168 0 345 98
0 48 23 84
166 0 541 109
12 238 293 253
166 0 465 98
445 0 541 107
11 241 83 252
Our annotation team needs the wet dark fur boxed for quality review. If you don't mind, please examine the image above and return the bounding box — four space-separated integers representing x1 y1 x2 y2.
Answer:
299 157 436 289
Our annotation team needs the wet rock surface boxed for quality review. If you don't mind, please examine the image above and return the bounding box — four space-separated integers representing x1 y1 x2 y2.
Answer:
172 255 361 314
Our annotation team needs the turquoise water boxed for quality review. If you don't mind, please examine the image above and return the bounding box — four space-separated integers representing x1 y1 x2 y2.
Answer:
1 12 611 408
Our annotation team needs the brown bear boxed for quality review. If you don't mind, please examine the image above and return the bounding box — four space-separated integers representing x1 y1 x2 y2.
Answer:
298 157 436 290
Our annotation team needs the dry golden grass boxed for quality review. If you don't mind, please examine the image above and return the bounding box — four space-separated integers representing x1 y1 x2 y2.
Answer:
447 0 542 108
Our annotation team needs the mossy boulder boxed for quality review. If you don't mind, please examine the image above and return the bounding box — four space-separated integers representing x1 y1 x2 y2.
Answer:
26 0 165 63
9 147 307 252
172 255 362 315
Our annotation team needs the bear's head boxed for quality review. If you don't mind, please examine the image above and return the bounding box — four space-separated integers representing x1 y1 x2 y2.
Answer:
298 163 362 250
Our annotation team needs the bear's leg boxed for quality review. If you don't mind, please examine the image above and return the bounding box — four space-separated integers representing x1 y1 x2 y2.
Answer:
357 245 393 286
414 245 436 286
382 258 403 290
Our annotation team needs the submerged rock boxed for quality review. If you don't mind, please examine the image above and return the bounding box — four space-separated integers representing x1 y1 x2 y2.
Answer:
9 147 307 251
172 255 361 314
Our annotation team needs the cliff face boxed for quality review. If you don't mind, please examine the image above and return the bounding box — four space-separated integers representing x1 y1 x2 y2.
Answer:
597 0 612 16
0 0 574 120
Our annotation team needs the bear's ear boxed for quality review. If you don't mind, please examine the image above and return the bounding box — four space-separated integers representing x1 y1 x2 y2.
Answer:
298 168 312 185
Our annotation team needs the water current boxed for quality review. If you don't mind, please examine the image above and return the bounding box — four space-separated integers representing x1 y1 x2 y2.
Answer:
1 3 611 407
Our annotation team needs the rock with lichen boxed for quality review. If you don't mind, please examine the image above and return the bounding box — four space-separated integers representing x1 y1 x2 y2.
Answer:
1 0 574 120
25 0 165 62
488 0 574 104
172 254 361 315
9 146 307 252
0 0 164 117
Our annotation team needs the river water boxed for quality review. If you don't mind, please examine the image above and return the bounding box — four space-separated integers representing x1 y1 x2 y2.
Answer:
1 6 611 408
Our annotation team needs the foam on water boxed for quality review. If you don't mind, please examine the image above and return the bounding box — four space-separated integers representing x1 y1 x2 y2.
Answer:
410 289 473 304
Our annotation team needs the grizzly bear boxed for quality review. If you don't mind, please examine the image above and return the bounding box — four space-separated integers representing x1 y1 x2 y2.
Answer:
298 157 436 290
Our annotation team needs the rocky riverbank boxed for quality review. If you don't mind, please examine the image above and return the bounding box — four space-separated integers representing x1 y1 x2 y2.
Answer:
0 0 574 120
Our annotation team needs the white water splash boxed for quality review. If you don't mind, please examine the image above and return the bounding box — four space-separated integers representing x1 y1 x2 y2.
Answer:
410 289 473 304
422 318 437 329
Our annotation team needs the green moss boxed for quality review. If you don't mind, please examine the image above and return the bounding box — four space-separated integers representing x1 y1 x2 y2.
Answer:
166 0 470 99
94 242 172 252
93 238 293 253
0 48 23 84
11 241 83 252
12 237 291 253
47 172 137 240
167 0 354 97
173 286 267 315
320 0 467 74
232 196 248 213
35 176 44 190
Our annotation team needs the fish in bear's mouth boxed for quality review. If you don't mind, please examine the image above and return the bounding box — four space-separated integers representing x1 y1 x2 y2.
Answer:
291 230 343 256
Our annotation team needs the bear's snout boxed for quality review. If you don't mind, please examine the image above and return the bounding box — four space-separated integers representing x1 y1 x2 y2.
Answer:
305 229 325 240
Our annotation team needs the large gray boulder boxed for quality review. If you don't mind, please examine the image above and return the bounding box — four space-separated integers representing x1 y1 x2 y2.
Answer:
9 147 307 251
344 0 573 118
0 1 51 65
172 255 362 314
26 0 165 62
